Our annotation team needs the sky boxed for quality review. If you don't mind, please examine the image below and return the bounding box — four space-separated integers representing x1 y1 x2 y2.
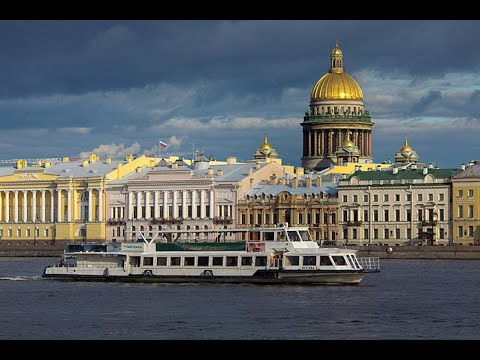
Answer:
0 20 479 169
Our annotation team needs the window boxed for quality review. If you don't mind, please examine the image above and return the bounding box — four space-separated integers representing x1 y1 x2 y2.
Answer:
428 194 433 201
188 206 192 218
406 209 411 221
320 256 333 266
406 194 411 201
26 229 31 237
332 256 346 266
363 210 368 222
298 213 303 224
331 213 336 224
343 228 348 240
257 213 262 225
395 194 400 202
212 257 224 266
373 229 378 239
343 210 348 222
469 226 474 238
364 228 369 240
17 229 21 237
353 195 358 203
396 228 400 239
183 257 195 266
353 210 358 222
407 228 411 239
458 226 463 238
352 229 357 239
439 209 444 221
255 256 267 266
197 256 209 267
374 210 379 222
439 193 444 202
468 190 474 198
395 209 400 222
170 257 181 266
241 214 246 225
384 194 389 202
428 209 434 221
418 209 423 221
286 256 299 266
440 228 445 239
384 209 389 222
157 257 167 266
384 229 389 239
417 194 423 201
458 190 463 198
469 205 474 218
373 194 378 202
143 257 153 266
363 194 368 203
226 256 238 267
458 205 464 218
240 257 252 266
343 195 347 203
302 256 317 266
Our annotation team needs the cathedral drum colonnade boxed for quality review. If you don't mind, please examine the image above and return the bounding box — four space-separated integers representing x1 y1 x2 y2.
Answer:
301 42 374 171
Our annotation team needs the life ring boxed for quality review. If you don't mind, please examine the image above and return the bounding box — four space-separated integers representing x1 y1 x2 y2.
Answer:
386 246 394 254
143 270 153 276
202 270 213 277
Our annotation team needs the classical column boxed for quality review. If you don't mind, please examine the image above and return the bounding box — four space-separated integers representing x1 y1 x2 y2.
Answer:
98 188 102 222
41 191 46 223
87 188 92 222
67 190 71 223
57 189 62 222
328 131 332 155
307 130 312 156
14 191 19 223
200 190 205 218
182 191 187 218
50 191 54 223
191 190 196 218
172 190 177 218
337 131 341 151
153 191 158 218
318 130 323 156
163 191 168 218
313 129 317 156
209 190 214 218
145 191 150 219
136 191 141 219
72 190 76 223
128 191 133 220
0 191 2 221
22 191 27 222
32 190 37 222
5 191 9 223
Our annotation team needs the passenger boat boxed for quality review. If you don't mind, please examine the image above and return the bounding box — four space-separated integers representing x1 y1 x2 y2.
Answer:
42 224 379 285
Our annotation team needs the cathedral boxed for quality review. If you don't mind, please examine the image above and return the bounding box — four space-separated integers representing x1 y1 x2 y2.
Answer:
301 42 374 171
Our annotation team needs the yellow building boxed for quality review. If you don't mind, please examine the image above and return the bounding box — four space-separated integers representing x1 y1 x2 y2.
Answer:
0 154 158 247
451 163 480 245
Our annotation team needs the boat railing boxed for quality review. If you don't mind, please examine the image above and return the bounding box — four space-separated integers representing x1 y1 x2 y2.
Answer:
357 257 380 272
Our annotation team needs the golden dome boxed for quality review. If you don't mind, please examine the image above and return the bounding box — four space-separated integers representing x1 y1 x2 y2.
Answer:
259 134 272 151
399 137 413 153
311 72 363 100
331 46 343 56
343 132 355 147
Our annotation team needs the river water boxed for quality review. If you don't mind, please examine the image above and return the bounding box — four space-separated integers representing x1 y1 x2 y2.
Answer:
0 257 479 340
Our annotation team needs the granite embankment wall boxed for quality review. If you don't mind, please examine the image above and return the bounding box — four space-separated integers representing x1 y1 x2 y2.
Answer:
1 241 480 259
357 245 480 260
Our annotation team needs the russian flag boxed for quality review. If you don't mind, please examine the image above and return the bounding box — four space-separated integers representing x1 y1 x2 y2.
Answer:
159 141 167 149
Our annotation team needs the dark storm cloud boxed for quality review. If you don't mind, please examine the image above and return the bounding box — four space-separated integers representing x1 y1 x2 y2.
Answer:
408 90 442 116
1 20 479 100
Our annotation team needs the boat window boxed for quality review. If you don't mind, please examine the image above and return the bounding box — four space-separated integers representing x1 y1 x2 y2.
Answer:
184 257 195 266
212 257 224 266
345 255 355 268
302 256 317 266
226 256 238 267
198 256 209 266
287 231 301 242
332 256 347 266
157 257 167 266
241 257 252 266
255 256 267 266
352 255 361 268
170 257 181 266
320 256 333 266
286 256 299 266
299 231 311 241
264 232 275 241
143 257 154 266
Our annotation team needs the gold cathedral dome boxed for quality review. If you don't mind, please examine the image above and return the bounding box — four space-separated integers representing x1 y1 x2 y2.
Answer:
399 137 413 153
310 42 363 101
259 134 272 151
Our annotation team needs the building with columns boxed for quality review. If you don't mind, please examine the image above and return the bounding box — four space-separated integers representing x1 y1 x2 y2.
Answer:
301 41 373 171
237 177 339 243
105 156 297 242
0 154 158 247
337 165 458 246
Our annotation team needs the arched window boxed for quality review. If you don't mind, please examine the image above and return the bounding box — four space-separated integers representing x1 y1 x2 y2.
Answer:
117 227 121 237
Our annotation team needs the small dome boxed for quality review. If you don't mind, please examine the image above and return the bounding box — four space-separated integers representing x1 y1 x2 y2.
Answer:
399 137 413 153
259 134 272 151
343 132 355 147
331 45 343 56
